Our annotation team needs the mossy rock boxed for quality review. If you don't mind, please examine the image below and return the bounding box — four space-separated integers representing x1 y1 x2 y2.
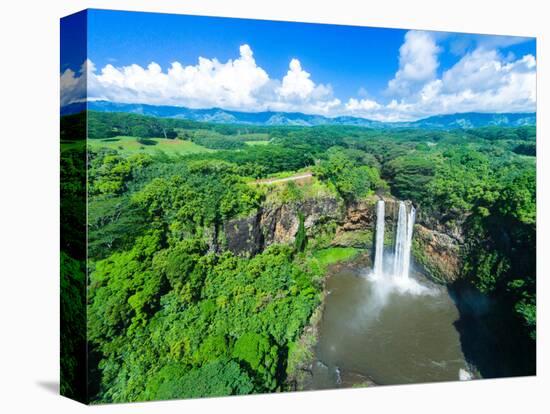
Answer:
332 230 373 248
411 238 447 284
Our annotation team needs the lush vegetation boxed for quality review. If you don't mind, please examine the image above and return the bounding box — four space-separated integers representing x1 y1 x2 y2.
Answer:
313 247 359 267
89 240 322 401
60 123 87 401
64 111 536 402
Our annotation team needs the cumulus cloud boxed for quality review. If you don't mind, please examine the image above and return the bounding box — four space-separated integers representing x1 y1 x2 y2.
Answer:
278 59 316 100
344 31 536 121
441 49 535 95
88 44 271 109
277 59 335 103
345 98 381 112
270 58 341 114
387 31 441 97
61 44 338 115
61 36 536 121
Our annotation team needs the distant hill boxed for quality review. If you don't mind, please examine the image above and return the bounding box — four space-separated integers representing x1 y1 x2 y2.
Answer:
61 100 536 129
401 112 536 129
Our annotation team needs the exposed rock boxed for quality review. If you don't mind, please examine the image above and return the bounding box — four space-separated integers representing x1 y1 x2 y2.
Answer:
341 370 377 388
223 212 263 257
224 197 342 256
338 198 376 232
334 195 408 247
260 203 298 246
413 224 462 283
416 209 467 244
261 197 342 246
335 196 408 235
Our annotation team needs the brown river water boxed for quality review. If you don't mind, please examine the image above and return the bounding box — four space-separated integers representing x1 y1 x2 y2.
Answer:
308 263 475 389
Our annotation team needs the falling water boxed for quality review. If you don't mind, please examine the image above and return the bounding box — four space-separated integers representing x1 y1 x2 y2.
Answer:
401 205 416 280
372 200 416 280
373 200 385 277
392 202 408 278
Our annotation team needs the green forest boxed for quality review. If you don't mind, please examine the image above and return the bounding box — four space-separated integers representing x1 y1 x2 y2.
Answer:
61 110 536 402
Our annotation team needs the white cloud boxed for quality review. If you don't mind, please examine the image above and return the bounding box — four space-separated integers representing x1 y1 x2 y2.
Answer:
61 36 536 121
74 44 339 115
447 50 535 95
270 58 341 114
387 31 441 97
346 98 381 112
344 31 536 121
60 60 88 106
277 58 335 104
88 44 271 110
278 59 315 100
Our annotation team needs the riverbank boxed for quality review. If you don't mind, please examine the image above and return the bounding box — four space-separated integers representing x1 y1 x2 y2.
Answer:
286 249 377 391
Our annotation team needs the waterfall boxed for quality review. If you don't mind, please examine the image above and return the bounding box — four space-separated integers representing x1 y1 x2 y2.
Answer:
402 205 416 280
373 200 385 277
372 199 416 280
392 201 416 279
392 202 407 278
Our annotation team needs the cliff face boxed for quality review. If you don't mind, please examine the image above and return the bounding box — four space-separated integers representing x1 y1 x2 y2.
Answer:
222 197 343 256
261 197 342 247
336 196 405 232
222 213 263 257
413 208 465 283
412 224 462 283
416 209 467 244
221 194 464 284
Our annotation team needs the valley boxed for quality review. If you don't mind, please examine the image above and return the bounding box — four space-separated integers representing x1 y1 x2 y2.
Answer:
61 109 536 402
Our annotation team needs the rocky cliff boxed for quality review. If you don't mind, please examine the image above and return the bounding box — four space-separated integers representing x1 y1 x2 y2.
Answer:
261 197 343 246
412 224 462 283
220 193 464 283
222 196 343 256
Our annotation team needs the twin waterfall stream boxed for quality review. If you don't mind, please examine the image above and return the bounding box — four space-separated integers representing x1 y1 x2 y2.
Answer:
373 199 416 281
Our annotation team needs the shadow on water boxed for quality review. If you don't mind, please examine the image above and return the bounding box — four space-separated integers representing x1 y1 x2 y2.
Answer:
447 280 535 378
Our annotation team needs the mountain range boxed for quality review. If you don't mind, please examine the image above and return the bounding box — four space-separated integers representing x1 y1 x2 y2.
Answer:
61 100 536 129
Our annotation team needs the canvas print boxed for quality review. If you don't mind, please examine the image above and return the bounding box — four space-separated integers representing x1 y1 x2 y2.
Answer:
60 9 536 404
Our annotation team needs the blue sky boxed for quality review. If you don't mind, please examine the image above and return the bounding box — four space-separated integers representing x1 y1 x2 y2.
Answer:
61 9 536 121
86 11 408 99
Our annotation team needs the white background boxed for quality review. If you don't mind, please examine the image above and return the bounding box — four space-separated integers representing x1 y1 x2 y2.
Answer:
0 0 547 412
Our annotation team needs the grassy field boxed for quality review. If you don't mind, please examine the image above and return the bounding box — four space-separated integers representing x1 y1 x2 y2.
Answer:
245 141 270 146
313 247 359 266
88 136 213 156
